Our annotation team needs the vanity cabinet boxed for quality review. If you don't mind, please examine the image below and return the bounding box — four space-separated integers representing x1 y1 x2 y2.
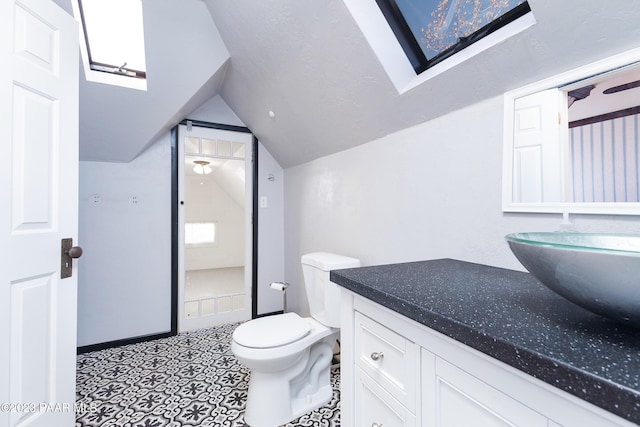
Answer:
354 312 419 426
341 291 636 427
422 352 548 427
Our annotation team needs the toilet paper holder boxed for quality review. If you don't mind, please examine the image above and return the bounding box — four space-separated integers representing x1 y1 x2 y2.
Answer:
270 281 290 312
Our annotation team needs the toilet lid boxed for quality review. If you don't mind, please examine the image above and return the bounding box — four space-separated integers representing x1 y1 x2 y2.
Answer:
233 312 311 349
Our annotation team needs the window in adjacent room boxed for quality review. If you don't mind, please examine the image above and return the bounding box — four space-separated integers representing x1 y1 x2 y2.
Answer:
376 0 531 74
184 222 217 246
74 0 147 89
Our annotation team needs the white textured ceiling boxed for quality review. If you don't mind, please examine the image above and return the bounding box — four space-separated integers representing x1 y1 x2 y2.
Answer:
205 0 640 168
57 0 640 167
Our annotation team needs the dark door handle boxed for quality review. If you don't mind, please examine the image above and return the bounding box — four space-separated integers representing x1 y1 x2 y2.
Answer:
67 246 83 258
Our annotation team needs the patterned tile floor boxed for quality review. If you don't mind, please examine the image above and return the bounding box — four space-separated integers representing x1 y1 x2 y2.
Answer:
76 323 340 427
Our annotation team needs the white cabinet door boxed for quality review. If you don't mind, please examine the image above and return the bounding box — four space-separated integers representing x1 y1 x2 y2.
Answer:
423 350 547 427
0 0 79 426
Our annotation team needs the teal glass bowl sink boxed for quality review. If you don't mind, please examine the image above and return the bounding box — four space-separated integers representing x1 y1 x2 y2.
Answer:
505 232 640 327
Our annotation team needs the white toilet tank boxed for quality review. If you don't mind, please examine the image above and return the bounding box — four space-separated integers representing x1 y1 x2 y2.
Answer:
301 252 360 328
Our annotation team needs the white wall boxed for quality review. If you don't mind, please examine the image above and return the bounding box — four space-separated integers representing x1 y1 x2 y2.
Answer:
189 95 245 127
78 135 172 347
257 144 286 314
283 96 640 316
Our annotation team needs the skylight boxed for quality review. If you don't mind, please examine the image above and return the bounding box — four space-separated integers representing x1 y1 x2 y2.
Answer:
376 0 531 73
75 0 147 88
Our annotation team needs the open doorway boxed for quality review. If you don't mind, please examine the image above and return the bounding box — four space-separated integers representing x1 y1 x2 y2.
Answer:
176 122 255 332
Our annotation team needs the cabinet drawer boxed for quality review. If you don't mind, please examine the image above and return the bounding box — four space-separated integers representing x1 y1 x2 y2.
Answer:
356 367 416 427
355 312 419 412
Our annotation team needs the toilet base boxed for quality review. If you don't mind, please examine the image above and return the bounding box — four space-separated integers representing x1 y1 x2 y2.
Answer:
243 336 336 427
290 382 333 420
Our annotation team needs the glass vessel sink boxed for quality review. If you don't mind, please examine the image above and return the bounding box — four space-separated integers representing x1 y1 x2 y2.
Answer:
505 232 640 327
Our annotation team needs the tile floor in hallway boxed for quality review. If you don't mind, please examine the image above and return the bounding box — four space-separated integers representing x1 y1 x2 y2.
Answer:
75 322 340 427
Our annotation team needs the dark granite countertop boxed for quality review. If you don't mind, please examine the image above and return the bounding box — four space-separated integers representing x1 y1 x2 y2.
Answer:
330 258 640 425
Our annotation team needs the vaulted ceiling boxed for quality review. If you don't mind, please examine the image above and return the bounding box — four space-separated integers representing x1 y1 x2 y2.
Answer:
57 0 640 168
53 0 229 162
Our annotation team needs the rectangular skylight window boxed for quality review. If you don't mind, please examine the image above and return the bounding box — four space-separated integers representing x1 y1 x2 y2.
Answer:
376 0 531 74
77 0 147 79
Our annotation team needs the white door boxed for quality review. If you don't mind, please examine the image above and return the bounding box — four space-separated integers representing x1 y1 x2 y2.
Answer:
512 88 566 203
0 0 79 426
178 124 253 332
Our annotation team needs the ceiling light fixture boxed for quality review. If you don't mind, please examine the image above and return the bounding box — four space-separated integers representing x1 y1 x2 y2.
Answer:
193 160 212 175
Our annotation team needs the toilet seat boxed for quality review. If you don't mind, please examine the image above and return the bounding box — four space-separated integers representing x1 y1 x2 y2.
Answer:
233 312 311 349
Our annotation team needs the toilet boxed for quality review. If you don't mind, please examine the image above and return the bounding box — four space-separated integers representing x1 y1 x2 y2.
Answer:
231 252 360 427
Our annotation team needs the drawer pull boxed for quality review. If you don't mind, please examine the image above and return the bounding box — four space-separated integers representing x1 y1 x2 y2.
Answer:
370 351 384 361
372 423 383 427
